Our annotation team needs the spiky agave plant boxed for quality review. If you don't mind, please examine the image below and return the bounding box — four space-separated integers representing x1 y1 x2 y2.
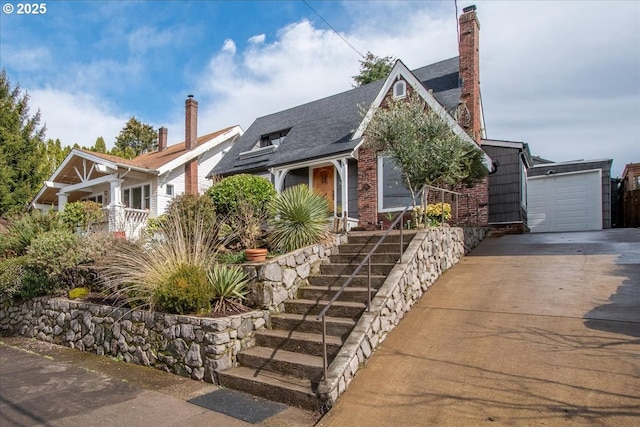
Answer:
100 213 230 312
267 184 331 253
207 264 249 313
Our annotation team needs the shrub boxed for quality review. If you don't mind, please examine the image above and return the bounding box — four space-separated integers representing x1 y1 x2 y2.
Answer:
59 201 106 231
207 264 249 313
0 257 28 298
165 193 217 229
268 184 331 252
1 210 60 257
417 202 452 226
68 287 89 299
155 264 211 314
100 212 231 312
207 174 276 216
216 251 247 264
26 229 92 288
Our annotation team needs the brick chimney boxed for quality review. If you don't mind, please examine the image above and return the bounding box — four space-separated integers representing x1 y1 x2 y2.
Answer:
185 95 198 150
184 95 199 194
158 126 168 152
459 4 482 143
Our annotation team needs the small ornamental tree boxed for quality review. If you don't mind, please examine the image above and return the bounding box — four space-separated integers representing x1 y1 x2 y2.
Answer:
365 92 487 225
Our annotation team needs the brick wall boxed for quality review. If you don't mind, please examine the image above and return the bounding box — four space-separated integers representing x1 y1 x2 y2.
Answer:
457 177 489 225
356 145 378 228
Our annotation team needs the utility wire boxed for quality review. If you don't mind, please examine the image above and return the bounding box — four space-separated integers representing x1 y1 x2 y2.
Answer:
302 0 366 59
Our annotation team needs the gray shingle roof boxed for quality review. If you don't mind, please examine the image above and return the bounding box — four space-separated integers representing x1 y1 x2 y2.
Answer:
211 56 461 176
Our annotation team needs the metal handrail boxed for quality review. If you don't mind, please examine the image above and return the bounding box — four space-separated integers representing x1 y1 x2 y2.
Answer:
316 185 427 381
315 183 484 382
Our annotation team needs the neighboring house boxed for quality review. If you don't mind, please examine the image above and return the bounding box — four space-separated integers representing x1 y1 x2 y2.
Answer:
32 97 242 236
527 158 613 233
210 5 492 230
482 139 532 233
620 162 640 227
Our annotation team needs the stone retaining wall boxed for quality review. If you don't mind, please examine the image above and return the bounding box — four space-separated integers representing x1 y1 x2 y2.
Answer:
243 234 348 311
318 226 486 405
0 297 268 383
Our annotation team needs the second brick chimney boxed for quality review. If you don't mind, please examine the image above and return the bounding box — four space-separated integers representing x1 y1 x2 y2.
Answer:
158 126 168 152
459 5 482 143
185 95 198 150
184 95 199 194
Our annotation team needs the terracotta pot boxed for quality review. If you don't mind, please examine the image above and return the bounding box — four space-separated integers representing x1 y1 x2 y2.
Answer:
245 248 268 262
113 231 126 239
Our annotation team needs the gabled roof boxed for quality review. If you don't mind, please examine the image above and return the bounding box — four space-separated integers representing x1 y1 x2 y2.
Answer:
211 57 465 176
32 125 242 207
84 126 239 172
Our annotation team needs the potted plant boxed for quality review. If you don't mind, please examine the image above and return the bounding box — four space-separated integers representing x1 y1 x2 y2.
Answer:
235 199 268 262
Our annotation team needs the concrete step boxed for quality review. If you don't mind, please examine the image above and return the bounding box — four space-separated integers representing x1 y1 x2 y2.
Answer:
270 313 356 340
298 286 376 304
217 366 323 411
320 262 395 276
255 329 342 359
346 231 418 245
308 274 386 289
337 242 410 255
330 252 400 264
284 299 366 319
237 346 324 381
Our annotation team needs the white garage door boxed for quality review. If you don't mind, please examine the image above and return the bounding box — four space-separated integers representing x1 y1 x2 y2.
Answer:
527 170 602 233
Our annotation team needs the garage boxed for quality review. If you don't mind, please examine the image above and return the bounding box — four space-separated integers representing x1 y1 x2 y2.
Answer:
527 169 603 233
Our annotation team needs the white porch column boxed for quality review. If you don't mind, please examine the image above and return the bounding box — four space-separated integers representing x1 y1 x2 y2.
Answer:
108 178 125 232
330 159 349 218
57 192 68 212
272 168 290 193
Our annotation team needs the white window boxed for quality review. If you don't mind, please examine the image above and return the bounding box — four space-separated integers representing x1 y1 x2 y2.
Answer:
393 80 406 99
123 184 151 210
377 157 414 212
166 184 174 196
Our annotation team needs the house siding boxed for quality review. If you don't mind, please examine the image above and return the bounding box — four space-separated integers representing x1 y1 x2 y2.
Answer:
484 145 525 224
529 160 612 229
157 168 185 216
198 140 233 194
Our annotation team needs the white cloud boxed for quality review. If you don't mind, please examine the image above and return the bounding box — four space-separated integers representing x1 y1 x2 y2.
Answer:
248 34 266 44
3 47 53 72
128 26 183 54
189 1 638 177
11 1 637 179
221 39 237 55
29 89 130 148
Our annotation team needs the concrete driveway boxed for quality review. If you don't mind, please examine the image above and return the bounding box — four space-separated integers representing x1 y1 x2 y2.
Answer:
319 229 640 426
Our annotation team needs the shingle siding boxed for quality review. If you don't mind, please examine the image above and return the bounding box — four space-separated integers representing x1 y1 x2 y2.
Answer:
485 146 525 224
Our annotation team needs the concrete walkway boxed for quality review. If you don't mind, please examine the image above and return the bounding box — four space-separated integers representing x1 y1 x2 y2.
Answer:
319 229 640 426
0 336 318 426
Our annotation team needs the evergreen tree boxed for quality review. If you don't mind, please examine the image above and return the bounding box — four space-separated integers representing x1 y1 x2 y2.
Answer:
40 138 70 176
113 117 157 157
0 70 47 216
92 136 107 153
353 52 395 86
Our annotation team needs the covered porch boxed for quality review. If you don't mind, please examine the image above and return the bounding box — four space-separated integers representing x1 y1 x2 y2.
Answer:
270 156 359 231
32 150 152 238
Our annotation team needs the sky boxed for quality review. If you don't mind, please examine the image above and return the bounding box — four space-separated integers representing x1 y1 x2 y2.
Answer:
1 0 638 177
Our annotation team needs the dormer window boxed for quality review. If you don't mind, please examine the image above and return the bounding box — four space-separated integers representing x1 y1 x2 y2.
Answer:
260 129 290 148
393 80 406 99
